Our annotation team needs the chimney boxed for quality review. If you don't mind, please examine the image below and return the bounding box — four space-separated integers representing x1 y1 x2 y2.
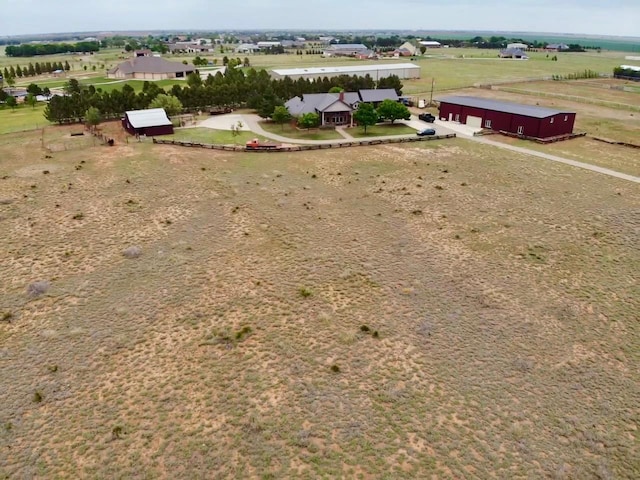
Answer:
339 91 344 102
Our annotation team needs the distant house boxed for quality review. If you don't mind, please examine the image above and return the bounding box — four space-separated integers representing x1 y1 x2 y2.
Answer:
392 47 414 57
323 44 369 57
397 41 419 56
271 63 420 81
545 43 569 52
507 43 529 50
281 40 305 48
285 88 400 127
122 108 174 136
499 48 528 59
134 49 152 57
355 49 377 59
438 96 576 139
107 56 195 80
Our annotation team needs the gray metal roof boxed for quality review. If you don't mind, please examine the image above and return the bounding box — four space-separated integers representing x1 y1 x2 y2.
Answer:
437 96 574 119
325 44 368 50
125 108 173 128
113 56 195 75
359 88 398 103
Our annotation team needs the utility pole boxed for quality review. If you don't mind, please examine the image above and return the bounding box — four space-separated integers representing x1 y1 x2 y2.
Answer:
429 78 435 106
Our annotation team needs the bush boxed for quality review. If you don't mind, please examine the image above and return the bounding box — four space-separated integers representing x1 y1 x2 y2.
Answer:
27 280 50 297
330 365 340 373
299 287 312 298
122 246 142 259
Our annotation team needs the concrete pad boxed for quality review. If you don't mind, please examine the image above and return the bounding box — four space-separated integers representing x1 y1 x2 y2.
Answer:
199 114 251 131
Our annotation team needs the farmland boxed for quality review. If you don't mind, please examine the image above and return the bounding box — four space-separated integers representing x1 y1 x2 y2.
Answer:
0 128 639 478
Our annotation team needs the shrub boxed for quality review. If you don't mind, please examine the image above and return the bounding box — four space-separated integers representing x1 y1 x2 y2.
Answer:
33 391 43 403
360 325 370 333
299 287 312 298
1 312 13 323
122 246 142 259
330 365 340 373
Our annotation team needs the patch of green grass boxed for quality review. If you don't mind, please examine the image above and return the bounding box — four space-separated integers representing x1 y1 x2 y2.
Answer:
165 127 267 145
350 123 416 138
259 121 343 140
0 103 50 134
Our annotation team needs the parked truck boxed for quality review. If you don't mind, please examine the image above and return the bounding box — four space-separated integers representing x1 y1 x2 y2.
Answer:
245 138 282 151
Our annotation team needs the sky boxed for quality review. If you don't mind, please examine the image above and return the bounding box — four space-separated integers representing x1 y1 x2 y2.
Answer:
0 0 639 37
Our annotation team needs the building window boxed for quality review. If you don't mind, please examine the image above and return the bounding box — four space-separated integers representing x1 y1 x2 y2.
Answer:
550 117 554 124
485 119 492 128
564 115 568 121
517 126 524 135
455 114 460 122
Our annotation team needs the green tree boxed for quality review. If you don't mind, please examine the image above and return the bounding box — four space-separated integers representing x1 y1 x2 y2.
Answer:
328 86 344 93
353 103 378 133
64 78 81 94
25 93 37 109
85 107 102 129
420 46 427 54
376 75 404 95
222 56 229 66
376 99 410 124
6 96 17 110
64 61 71 71
298 112 320 129
16 65 23 78
149 94 183 116
243 57 250 67
271 105 291 130
42 86 51 98
27 83 43 95
6 76 16 88
187 72 202 88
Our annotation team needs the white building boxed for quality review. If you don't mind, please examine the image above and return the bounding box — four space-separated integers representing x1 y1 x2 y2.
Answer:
507 43 529 50
257 41 282 48
419 41 442 48
270 63 420 81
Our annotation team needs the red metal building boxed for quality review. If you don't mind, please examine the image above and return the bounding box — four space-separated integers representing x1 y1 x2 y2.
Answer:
122 108 174 136
438 96 576 139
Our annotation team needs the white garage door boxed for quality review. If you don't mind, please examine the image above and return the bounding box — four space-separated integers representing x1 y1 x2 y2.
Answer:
466 116 483 128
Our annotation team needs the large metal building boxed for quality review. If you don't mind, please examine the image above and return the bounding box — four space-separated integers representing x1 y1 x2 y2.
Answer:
438 96 576 139
270 63 420 81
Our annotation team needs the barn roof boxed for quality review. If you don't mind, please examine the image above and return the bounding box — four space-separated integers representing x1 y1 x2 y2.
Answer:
437 96 574 119
125 108 173 128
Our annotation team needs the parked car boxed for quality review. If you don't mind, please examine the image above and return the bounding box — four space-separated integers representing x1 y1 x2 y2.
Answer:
417 128 436 136
418 113 436 122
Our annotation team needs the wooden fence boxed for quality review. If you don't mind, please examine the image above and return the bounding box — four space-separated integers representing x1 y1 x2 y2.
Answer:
152 134 457 152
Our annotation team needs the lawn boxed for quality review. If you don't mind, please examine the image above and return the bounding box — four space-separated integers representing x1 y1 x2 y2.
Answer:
165 127 266 145
0 132 637 478
349 123 416 137
0 103 50 134
259 121 344 140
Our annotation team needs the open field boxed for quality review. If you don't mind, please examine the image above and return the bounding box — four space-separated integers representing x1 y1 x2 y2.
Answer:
259 122 344 140
488 135 640 177
0 130 638 478
0 104 49 135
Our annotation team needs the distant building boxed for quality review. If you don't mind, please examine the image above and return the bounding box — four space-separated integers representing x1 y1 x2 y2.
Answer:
419 41 442 48
235 43 261 54
134 49 152 57
438 96 576 139
257 41 282 48
167 42 214 54
271 63 420 81
323 44 369 57
122 108 174 136
545 43 569 52
398 41 419 56
507 43 529 50
499 48 528 59
108 56 195 80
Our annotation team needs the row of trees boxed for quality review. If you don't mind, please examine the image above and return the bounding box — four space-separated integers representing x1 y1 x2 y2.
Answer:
39 65 405 125
5 42 100 57
2 61 70 80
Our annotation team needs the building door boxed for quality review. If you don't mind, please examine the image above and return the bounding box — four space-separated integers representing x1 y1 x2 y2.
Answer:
517 126 524 135
448 113 453 121
455 114 460 122
466 115 482 128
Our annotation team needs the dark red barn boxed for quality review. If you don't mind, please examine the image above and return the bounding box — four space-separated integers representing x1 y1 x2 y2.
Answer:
122 108 174 136
438 96 576 139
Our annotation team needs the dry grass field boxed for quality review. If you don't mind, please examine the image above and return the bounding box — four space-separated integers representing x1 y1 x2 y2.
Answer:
1 129 638 479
